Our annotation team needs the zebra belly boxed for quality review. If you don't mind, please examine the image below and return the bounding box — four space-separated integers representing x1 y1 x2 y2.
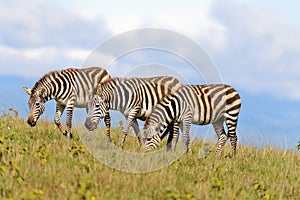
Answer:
74 98 89 108
192 118 210 126
55 98 87 108
191 112 211 125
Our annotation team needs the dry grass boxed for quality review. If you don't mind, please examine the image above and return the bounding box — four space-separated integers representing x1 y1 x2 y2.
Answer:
0 110 299 199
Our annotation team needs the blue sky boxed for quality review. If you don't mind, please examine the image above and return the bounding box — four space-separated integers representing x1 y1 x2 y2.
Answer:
0 0 299 150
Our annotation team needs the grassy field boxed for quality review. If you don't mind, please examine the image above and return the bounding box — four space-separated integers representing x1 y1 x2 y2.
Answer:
0 109 299 200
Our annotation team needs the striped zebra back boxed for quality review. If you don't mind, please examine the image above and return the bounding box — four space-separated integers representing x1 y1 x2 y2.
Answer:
146 84 241 126
185 84 241 125
98 76 183 119
31 67 110 107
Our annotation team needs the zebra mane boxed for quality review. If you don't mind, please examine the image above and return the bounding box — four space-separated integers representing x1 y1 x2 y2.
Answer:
31 68 78 95
100 77 128 86
31 72 53 95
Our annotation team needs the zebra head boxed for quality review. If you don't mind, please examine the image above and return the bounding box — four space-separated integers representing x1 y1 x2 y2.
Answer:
85 94 107 131
140 125 162 151
23 86 46 127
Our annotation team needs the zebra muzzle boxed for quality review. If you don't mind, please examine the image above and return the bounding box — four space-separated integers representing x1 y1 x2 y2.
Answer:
27 118 36 127
84 117 97 131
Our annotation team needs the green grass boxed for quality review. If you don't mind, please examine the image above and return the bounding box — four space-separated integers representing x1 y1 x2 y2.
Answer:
0 110 299 199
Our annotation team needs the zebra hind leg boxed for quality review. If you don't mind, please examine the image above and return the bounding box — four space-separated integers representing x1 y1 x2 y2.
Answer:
216 133 227 156
229 134 237 158
213 120 228 156
226 119 238 159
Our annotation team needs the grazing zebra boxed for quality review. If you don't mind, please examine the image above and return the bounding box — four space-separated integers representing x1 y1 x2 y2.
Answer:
140 84 241 157
84 76 182 149
23 67 111 139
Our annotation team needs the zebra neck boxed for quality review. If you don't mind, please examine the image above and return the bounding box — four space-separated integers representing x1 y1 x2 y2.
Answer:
32 85 53 101
148 95 182 134
44 90 53 101
46 93 55 101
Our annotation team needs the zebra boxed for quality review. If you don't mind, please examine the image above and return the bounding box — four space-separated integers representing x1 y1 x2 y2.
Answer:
139 84 241 158
23 67 111 139
84 76 182 149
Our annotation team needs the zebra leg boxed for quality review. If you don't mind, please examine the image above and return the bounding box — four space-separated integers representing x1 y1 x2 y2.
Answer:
54 103 67 135
213 118 228 156
225 118 238 158
104 111 112 142
182 114 192 154
171 121 180 151
65 100 75 139
131 120 141 145
165 121 179 151
121 107 140 148
166 123 173 151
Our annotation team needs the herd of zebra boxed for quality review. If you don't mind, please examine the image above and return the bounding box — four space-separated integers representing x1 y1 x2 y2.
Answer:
24 66 241 157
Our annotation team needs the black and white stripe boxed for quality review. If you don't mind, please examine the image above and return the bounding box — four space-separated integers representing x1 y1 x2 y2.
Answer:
84 76 182 148
23 67 111 138
140 84 241 157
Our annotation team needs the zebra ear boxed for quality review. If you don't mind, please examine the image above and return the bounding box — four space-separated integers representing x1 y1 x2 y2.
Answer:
97 83 103 95
23 86 32 95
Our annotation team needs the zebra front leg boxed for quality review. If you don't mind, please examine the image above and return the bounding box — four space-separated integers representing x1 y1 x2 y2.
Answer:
104 111 112 142
65 101 75 139
131 120 141 145
120 118 133 149
165 123 173 151
182 114 192 154
54 104 67 135
121 107 140 148
171 121 180 151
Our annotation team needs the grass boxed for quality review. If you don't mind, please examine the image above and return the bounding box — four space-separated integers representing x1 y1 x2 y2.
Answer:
0 109 299 199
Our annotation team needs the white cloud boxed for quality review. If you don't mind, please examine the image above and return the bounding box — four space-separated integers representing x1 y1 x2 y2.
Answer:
0 0 110 49
143 12 227 53
0 0 111 77
1 0 300 102
207 0 300 101
0 45 88 78
103 14 144 34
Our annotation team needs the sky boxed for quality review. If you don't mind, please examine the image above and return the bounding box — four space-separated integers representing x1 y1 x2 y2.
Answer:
0 0 299 150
